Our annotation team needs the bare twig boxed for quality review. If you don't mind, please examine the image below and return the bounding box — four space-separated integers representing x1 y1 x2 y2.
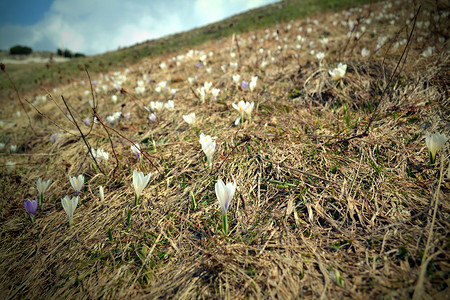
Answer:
1 63 37 134
61 95 104 175
335 5 421 144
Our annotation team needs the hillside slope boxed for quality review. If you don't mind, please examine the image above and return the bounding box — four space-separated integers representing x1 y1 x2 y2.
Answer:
0 0 449 299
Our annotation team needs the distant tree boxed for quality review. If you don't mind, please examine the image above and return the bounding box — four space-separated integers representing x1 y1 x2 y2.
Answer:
64 49 73 58
74 52 86 58
57 48 63 56
10 45 32 55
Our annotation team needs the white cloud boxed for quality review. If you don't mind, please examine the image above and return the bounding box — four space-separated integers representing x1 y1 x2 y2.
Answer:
0 0 278 55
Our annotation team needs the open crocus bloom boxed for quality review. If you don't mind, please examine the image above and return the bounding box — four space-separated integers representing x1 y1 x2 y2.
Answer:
69 175 84 194
329 63 347 81
183 113 196 125
425 131 448 164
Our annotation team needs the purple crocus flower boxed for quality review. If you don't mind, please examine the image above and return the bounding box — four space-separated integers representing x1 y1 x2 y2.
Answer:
24 198 38 222
50 133 61 143
196 61 202 68
241 81 249 89
83 117 91 125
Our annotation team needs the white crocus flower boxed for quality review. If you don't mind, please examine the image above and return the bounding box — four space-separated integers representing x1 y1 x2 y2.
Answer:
9 145 17 153
133 170 151 205
99 186 104 201
211 88 220 100
425 131 448 164
61 196 79 226
69 175 84 195
197 87 207 103
165 100 174 110
329 63 347 81
232 101 255 124
422 46 434 58
215 179 236 235
315 52 325 60
361 48 370 57
203 81 212 94
6 161 15 174
249 76 258 92
36 178 51 209
92 149 109 162
199 133 216 167
131 143 141 160
183 113 196 125
232 74 241 86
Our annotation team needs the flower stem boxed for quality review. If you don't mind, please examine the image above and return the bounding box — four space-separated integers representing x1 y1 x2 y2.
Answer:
39 193 44 210
134 194 139 206
223 213 228 235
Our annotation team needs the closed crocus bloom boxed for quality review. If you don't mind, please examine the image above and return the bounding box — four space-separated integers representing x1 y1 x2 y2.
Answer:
426 131 448 164
133 170 151 205
61 196 79 226
99 186 104 201
232 74 241 85
199 133 216 167
215 180 236 213
69 175 84 194
131 143 141 157
36 178 51 209
215 179 236 235
24 198 38 222
36 178 51 194
249 76 258 92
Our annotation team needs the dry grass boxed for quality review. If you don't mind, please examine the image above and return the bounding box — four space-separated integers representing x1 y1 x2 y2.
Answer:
1 0 449 299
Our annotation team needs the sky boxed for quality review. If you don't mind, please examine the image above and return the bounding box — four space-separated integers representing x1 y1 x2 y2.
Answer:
0 0 279 55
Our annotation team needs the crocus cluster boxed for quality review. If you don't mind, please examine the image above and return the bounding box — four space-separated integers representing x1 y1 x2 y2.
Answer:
23 178 51 222
232 100 255 125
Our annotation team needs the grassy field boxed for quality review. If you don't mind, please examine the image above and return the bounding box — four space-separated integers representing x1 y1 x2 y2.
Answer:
1 0 449 298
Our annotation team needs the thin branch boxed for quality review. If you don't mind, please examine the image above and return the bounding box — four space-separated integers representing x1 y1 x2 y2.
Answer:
1 63 37 134
24 97 78 136
335 5 421 145
61 95 104 175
